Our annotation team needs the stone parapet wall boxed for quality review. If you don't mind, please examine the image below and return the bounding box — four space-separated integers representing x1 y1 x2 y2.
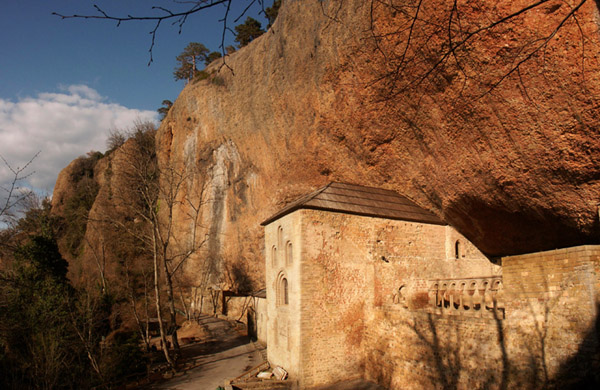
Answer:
362 245 600 389
503 245 600 301
427 275 505 319
363 307 505 389
501 245 600 387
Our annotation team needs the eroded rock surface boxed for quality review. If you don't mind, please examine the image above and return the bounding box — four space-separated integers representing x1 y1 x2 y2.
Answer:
54 0 600 289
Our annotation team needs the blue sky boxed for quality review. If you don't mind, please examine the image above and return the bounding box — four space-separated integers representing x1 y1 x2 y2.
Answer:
0 0 270 196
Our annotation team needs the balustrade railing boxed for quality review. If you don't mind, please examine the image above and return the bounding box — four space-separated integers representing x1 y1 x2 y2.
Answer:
428 276 504 319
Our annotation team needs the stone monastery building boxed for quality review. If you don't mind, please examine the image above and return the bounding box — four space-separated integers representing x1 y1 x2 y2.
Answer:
259 182 600 389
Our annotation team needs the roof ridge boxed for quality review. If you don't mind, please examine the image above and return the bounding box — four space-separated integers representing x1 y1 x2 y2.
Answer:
309 182 334 200
260 182 445 226
288 182 332 206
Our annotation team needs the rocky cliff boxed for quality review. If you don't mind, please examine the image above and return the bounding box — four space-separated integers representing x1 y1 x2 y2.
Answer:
54 0 600 290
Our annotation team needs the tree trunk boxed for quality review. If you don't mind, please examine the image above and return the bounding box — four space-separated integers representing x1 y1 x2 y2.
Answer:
124 258 150 350
163 263 180 354
153 231 174 369
144 272 151 349
178 284 190 321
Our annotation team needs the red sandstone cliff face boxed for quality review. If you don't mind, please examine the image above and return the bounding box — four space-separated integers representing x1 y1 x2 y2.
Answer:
51 151 124 288
323 0 600 257
53 0 600 289
155 0 600 289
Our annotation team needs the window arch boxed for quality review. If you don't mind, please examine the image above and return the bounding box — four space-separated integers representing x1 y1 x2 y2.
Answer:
276 273 289 306
283 278 289 305
286 241 293 265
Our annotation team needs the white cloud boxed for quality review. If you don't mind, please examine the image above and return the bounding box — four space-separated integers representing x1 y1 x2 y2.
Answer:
0 85 157 196
65 84 104 101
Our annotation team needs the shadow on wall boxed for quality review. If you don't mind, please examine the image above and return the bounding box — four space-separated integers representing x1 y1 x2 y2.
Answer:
553 303 600 389
365 298 600 389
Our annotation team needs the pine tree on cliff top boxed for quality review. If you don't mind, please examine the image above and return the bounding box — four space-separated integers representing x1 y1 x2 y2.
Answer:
234 17 265 48
174 42 209 82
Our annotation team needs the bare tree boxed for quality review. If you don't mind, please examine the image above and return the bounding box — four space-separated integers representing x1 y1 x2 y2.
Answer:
153 161 209 354
105 122 175 366
105 121 209 367
0 152 39 227
365 0 590 105
53 0 280 67
83 228 108 294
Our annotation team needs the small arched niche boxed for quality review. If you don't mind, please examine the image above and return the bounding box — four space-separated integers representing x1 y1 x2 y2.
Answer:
277 226 283 249
286 241 293 265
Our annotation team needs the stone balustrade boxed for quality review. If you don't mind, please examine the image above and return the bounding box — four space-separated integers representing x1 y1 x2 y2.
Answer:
428 276 505 319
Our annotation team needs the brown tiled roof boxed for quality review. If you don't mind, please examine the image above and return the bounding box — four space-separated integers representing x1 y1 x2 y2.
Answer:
260 182 445 226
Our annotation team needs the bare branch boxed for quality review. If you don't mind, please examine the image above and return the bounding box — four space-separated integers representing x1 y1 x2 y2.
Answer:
0 151 40 222
52 0 277 71
480 0 587 98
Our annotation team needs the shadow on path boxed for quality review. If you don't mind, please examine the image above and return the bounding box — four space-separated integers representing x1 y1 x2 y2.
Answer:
143 315 263 390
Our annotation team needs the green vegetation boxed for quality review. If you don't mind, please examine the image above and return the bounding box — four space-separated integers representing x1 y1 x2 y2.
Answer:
54 0 284 65
225 45 236 55
234 17 264 48
265 0 282 29
194 70 210 82
157 99 173 121
206 51 222 66
60 151 103 257
174 42 210 82
171 0 281 84
211 76 225 86
0 202 147 389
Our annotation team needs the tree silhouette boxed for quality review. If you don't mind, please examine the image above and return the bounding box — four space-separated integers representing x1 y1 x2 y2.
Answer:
234 17 265 48
158 99 173 121
265 0 282 28
174 42 209 82
205 51 223 66
0 153 38 228
53 1 282 65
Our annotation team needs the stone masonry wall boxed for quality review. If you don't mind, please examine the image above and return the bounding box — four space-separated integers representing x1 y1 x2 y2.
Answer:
362 245 600 389
501 245 600 388
255 297 268 345
266 211 303 380
363 308 506 389
266 207 599 389
298 209 496 388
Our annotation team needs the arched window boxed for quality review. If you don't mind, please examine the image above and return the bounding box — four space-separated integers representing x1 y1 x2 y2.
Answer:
272 246 277 267
286 241 293 265
276 273 289 306
454 240 461 259
283 278 289 305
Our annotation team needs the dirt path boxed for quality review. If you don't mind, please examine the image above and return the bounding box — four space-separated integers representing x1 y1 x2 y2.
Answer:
147 315 263 390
